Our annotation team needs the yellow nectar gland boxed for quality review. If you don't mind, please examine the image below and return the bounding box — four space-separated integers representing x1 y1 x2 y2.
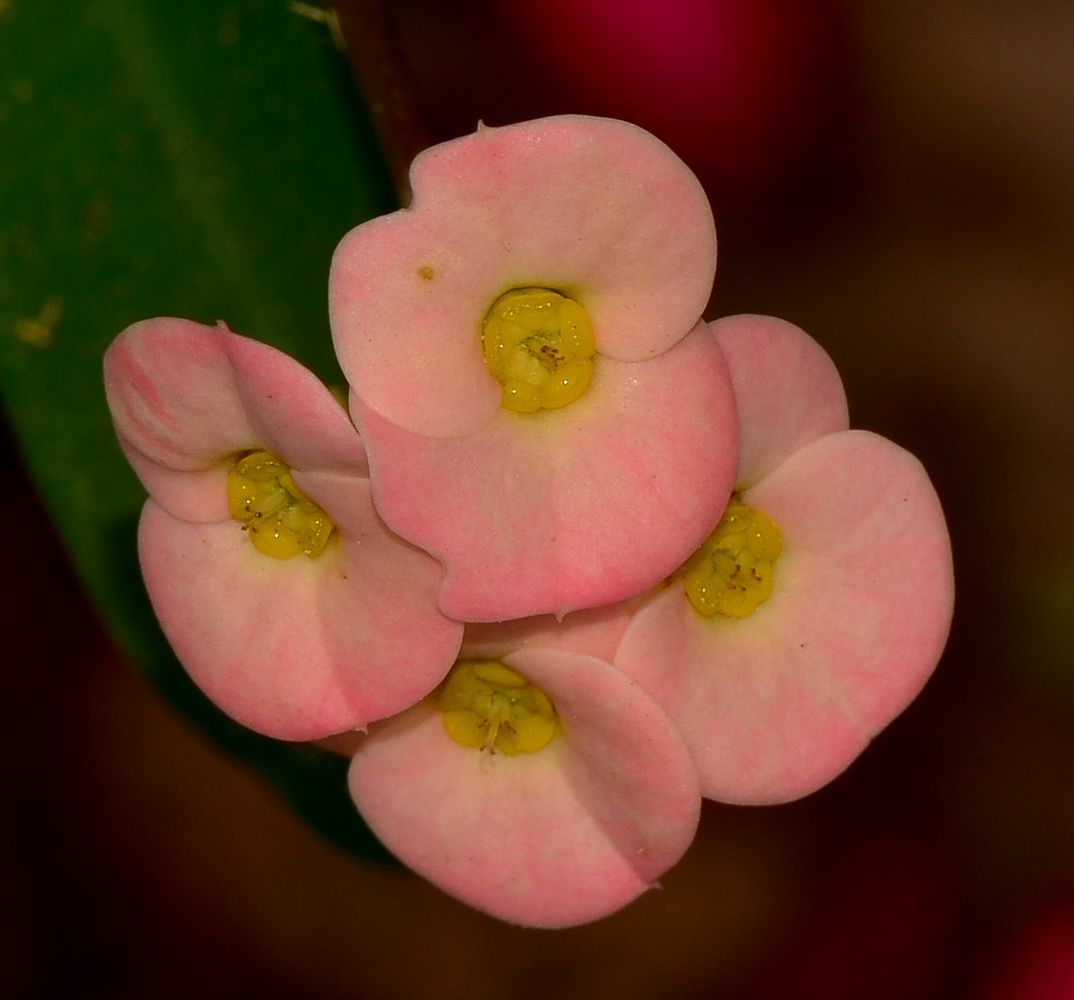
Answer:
225 450 335 560
481 287 596 413
439 658 558 756
681 497 782 618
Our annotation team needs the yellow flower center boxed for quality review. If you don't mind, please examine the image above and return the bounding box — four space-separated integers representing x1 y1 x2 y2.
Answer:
225 450 335 559
681 497 782 618
439 658 558 756
481 287 596 413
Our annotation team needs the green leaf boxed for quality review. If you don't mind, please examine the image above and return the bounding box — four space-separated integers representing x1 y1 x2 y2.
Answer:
0 0 397 861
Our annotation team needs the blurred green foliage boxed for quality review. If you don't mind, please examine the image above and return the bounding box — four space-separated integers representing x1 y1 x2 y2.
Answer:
0 0 397 860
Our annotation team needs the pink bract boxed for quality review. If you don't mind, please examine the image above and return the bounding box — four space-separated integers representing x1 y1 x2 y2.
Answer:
614 315 954 804
355 323 737 621
330 115 717 437
104 318 463 741
347 615 701 928
329 115 736 622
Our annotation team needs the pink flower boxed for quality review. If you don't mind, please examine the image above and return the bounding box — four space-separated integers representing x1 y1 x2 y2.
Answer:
104 317 463 741
329 115 738 622
614 314 954 803
347 608 701 928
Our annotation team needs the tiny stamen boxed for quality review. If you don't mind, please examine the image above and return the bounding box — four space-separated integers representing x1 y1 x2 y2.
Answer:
439 659 558 756
481 287 596 413
681 497 782 618
225 450 336 560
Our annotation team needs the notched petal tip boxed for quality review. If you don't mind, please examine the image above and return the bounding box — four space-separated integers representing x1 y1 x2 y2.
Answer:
330 115 717 437
105 317 368 516
110 319 457 741
104 317 248 472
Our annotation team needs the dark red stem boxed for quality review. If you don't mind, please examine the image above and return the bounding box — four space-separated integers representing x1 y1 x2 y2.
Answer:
331 0 433 204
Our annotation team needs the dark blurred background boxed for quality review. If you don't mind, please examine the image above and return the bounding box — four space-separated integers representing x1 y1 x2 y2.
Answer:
3 1 1074 997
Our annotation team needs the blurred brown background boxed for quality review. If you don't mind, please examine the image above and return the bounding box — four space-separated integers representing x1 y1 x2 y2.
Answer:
4 1 1074 996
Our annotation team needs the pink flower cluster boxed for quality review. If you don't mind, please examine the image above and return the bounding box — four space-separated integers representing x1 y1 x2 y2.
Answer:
104 116 953 928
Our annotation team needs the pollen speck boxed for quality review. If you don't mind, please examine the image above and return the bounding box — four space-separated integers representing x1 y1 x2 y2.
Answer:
14 295 63 348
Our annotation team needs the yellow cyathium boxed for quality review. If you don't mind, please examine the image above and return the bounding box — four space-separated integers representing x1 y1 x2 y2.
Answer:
481 287 596 413
682 497 782 618
439 658 558 756
225 449 335 560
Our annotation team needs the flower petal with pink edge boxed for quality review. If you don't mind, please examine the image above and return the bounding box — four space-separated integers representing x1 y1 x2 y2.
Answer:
105 318 366 477
329 115 716 438
354 324 738 621
105 317 368 523
347 647 700 928
615 431 953 804
106 318 463 740
709 314 849 487
138 472 462 742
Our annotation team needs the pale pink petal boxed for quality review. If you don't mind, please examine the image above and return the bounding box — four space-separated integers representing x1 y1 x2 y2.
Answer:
330 115 716 437
709 314 848 487
105 318 367 521
111 318 463 741
138 473 462 741
355 324 738 621
118 438 231 524
615 430 953 804
507 646 698 885
222 331 367 475
347 648 700 928
329 209 502 440
105 318 256 472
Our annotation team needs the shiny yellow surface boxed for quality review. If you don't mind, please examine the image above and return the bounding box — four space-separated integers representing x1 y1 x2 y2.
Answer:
225 450 335 559
439 658 558 756
682 497 782 618
481 288 596 413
